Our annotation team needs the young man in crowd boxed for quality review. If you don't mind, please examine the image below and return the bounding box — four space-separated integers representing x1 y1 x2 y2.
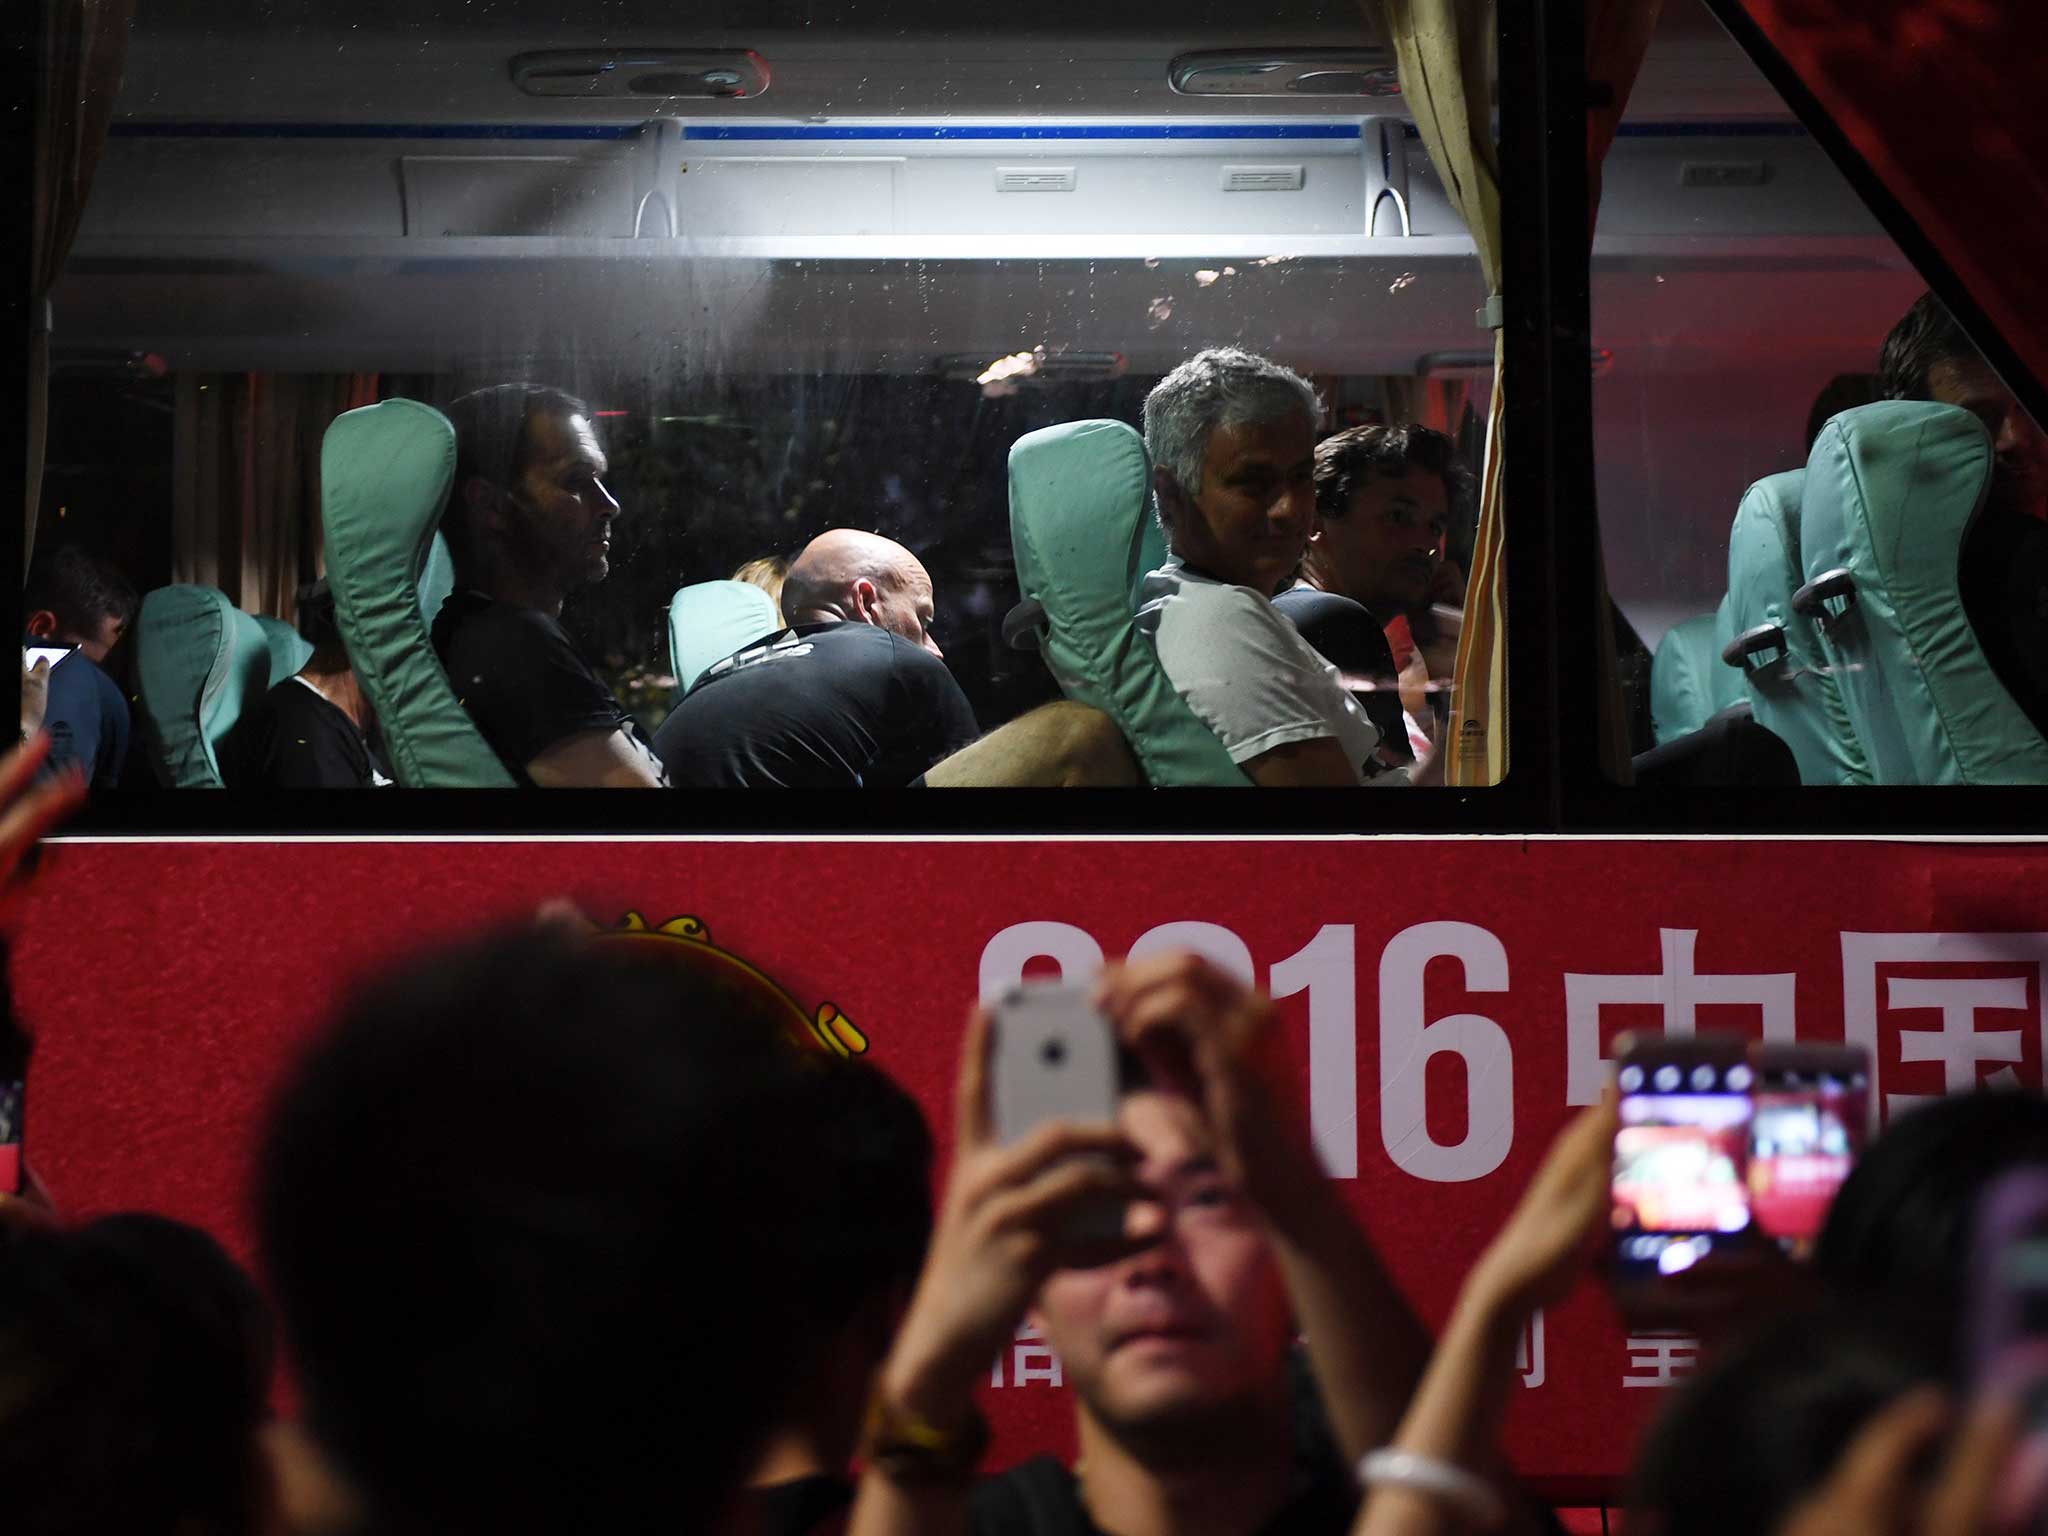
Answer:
655 528 980 787
433 384 668 787
22 546 136 789
255 925 828 1535
744 1055 937 1536
1136 349 1421 785
850 952 1431 1536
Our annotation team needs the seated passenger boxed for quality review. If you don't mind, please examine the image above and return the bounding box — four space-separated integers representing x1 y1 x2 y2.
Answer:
734 554 792 624
227 579 389 789
1276 423 1469 766
433 385 667 787
22 546 136 789
654 529 979 787
1136 349 1409 786
1878 293 2048 735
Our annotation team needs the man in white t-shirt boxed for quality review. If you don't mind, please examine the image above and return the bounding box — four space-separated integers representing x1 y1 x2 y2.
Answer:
1137 348 1413 786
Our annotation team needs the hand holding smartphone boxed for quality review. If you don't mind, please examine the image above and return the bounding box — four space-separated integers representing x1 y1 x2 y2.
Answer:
1611 1033 1869 1320
23 645 74 672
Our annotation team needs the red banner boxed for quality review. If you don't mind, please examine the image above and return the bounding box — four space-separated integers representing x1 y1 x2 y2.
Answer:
16 836 2048 1496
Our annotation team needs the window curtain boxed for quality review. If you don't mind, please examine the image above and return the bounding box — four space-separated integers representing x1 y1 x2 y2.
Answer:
174 374 381 619
27 0 135 573
1377 0 1505 785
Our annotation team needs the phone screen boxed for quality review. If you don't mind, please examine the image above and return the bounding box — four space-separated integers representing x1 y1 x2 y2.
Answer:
0 1079 21 1195
23 646 72 670
1748 1061 1867 1254
1614 1055 1754 1282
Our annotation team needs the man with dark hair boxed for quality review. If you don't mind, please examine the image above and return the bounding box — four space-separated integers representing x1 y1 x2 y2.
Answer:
1876 293 2048 733
22 546 136 787
1280 423 1475 766
433 384 667 787
226 578 388 789
746 1056 936 1536
255 924 822 1536
0 1213 276 1536
1879 291 2048 524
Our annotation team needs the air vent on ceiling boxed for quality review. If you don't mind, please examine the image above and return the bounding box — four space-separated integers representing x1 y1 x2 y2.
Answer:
996 166 1077 193
511 49 770 99
1221 164 1305 193
1680 160 1770 188
1170 49 1400 98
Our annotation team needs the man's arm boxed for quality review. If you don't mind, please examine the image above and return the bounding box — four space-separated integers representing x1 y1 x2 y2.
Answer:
1242 736 1363 787
525 728 668 788
1097 954 1432 1460
849 1008 1150 1536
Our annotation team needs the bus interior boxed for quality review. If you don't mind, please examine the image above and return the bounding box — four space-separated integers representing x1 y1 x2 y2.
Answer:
32 0 2036 804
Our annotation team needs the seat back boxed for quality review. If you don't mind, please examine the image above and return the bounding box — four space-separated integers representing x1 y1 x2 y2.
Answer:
1007 419 1247 786
134 585 274 788
253 614 315 687
1649 600 1744 745
320 399 516 787
1723 469 1869 785
1798 400 2048 784
669 580 782 693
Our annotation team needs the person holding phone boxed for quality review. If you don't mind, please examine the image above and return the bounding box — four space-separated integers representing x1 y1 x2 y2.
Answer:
22 546 136 789
851 952 1430 1536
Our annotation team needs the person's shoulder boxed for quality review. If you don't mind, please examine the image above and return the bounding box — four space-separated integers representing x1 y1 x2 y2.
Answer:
971 1457 1087 1536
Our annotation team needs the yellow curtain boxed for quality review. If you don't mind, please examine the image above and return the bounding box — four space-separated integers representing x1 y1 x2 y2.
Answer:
28 0 135 572
1378 0 1505 785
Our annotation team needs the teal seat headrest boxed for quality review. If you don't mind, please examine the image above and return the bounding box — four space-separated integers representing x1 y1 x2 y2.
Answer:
669 580 782 693
1799 399 2048 784
1649 604 1743 745
1007 419 1247 786
134 585 273 788
320 399 516 787
253 613 315 688
1725 469 1868 785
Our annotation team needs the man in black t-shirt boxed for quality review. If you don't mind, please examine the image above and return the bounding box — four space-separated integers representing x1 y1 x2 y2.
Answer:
851 955 1432 1536
226 579 389 789
432 385 667 788
654 529 978 787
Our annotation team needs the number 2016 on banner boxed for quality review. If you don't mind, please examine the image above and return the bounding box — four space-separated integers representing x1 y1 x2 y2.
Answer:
979 921 1511 1185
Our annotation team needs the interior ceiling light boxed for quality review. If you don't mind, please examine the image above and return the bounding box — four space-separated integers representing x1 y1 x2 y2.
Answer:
939 350 1128 388
511 50 770 100
1169 50 1400 98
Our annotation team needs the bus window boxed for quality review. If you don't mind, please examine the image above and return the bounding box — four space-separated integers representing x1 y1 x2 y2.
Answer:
1601 0 2047 789
34 0 1504 798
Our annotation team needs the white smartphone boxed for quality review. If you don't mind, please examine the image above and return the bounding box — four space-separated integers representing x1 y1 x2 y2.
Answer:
23 645 73 670
989 978 1120 1146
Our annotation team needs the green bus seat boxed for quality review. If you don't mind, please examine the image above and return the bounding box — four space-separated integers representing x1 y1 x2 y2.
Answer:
1006 419 1248 786
669 580 782 694
1723 469 1869 785
1649 600 1743 745
253 613 314 688
320 398 516 787
134 584 274 788
1796 400 2048 784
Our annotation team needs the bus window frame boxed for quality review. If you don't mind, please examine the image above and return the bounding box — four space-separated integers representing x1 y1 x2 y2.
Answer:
18 0 2039 835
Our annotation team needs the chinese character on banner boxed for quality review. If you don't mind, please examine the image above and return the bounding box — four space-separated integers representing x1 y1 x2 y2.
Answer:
1564 930 1798 1104
1840 934 2048 1126
1622 1334 1699 1389
1514 1309 1546 1389
990 1322 1064 1390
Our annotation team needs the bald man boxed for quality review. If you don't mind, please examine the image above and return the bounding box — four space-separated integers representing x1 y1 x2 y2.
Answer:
653 531 979 787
